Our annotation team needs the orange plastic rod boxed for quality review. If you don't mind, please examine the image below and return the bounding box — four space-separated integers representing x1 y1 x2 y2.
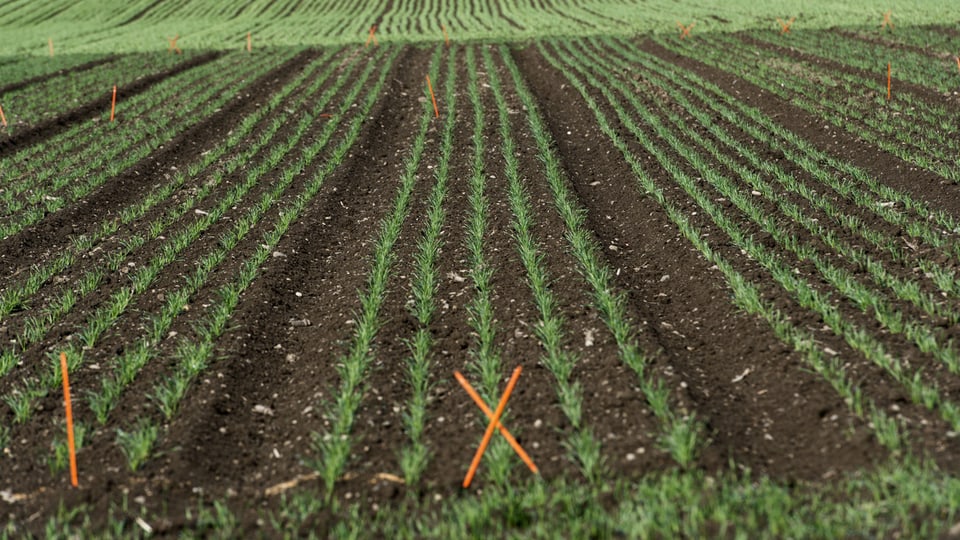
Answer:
463 366 523 488
455 371 538 474
110 85 117 122
426 75 439 118
60 352 78 487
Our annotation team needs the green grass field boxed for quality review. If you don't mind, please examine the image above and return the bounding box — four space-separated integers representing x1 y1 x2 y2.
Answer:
0 0 958 53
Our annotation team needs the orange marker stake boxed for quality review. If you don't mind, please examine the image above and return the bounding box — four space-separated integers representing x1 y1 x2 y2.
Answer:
48 38 54 57
247 32 252 52
777 17 795 34
110 85 117 122
0 104 7 128
168 34 181 54
956 56 960 72
887 62 891 101
60 352 78 488
676 21 694 39
455 372 538 474
442 24 450 46
426 75 439 118
463 366 523 489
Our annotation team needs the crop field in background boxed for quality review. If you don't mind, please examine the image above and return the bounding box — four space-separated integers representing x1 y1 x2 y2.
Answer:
2 0 960 537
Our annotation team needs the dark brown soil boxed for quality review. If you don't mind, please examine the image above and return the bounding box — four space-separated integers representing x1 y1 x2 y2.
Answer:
630 37 960 467
511 42 884 480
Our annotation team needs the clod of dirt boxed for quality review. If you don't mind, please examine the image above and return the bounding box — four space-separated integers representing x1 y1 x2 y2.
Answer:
252 404 274 416
731 368 752 384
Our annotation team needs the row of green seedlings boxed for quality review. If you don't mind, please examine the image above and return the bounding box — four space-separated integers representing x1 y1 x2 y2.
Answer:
0 52 285 235
250 0 619 47
0 50 316 417
851 25 960 57
559 38 960 434
560 39 904 413
0 56 116 127
481 46 604 481
0 49 344 324
0 51 195 134
0 53 231 199
659 33 960 184
601 36 960 300
462 45 517 485
0 52 109 90
0 1 78 27
717 31 960 180
1 47 345 455
663 31 957 179
28 46 383 472
130 0 271 21
0 56 269 247
500 43 703 467
694 31 960 179
235 0 382 47
644 33 960 296
0 52 242 216
135 22 261 52
93 47 360 425
493 0 624 36
591 37 960 367
108 45 401 472
10 457 960 538
7 39 328 464
0 51 337 341
0 53 272 235
537 39 905 452
25 0 607 56
398 46 458 486
308 45 442 497
760 27 960 93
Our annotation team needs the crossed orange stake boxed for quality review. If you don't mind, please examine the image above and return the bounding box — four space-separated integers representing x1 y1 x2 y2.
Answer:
365 25 378 47
456 367 538 488
777 17 796 34
881 10 893 31
168 34 181 54
676 21 694 39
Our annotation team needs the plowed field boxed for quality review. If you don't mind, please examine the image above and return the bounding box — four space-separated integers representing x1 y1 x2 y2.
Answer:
3 7 960 537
